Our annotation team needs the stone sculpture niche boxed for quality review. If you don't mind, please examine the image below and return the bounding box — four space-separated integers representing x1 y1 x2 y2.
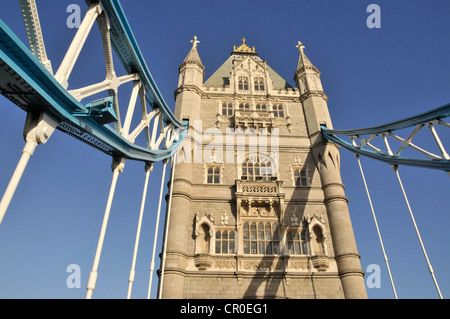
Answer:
194 214 214 270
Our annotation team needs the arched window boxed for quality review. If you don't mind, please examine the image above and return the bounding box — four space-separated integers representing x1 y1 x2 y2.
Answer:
215 229 235 254
243 221 280 255
294 168 309 186
255 103 267 111
239 103 250 111
287 230 308 255
254 77 264 91
241 156 274 181
238 77 249 90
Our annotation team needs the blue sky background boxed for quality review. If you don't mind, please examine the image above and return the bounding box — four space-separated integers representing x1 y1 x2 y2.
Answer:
0 0 448 299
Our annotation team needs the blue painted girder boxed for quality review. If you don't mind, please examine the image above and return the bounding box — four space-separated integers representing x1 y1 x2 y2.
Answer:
87 0 185 129
321 103 450 171
0 14 185 162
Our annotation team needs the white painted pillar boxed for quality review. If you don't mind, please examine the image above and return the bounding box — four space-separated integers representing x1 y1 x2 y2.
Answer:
147 159 167 299
0 112 57 224
0 140 36 224
158 154 176 299
55 3 102 89
126 162 153 299
86 157 125 299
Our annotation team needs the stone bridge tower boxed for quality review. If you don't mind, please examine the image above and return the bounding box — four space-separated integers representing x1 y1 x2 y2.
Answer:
158 37 367 299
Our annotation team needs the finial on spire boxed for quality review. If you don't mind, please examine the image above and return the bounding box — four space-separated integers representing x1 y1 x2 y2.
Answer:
295 40 319 75
296 41 305 53
190 36 200 48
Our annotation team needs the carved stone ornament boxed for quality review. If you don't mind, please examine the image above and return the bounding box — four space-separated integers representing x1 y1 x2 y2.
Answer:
311 255 329 271
240 201 277 217
194 213 214 238
304 213 329 271
194 213 214 270
194 253 213 270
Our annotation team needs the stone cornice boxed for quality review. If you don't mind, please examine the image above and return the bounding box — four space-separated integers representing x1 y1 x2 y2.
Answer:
174 84 205 98
299 90 328 103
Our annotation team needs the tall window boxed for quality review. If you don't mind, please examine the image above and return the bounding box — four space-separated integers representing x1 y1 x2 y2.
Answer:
243 221 280 255
241 157 274 181
287 230 308 255
222 102 233 116
254 77 264 91
273 104 284 117
207 166 220 184
215 230 235 254
238 77 249 90
294 168 309 186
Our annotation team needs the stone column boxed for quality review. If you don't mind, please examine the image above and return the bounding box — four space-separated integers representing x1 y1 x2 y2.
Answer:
158 160 192 298
314 142 367 299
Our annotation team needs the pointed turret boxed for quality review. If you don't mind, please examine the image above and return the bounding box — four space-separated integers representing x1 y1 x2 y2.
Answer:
295 41 319 74
178 36 205 87
294 41 323 95
293 41 368 299
174 36 204 122
293 40 330 138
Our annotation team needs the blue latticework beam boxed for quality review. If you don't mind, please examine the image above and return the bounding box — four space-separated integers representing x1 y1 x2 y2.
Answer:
322 103 450 171
0 1 186 163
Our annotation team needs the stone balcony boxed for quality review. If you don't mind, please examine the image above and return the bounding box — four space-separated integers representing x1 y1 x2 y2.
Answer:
232 110 275 131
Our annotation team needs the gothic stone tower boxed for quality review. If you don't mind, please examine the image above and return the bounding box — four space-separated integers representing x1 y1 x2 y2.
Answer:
158 37 367 299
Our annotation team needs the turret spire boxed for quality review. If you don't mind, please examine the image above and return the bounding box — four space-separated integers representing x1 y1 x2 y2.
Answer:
179 35 204 74
295 40 318 74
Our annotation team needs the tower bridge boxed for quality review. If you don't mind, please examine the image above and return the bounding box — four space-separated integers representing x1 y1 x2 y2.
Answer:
0 0 448 299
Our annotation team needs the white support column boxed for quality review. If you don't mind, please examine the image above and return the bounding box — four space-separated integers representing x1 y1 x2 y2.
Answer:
149 112 161 149
0 140 36 224
86 157 125 299
96 9 123 133
97 11 115 80
158 154 177 299
0 112 57 224
127 162 153 299
147 160 168 299
393 166 443 299
55 3 102 89
352 143 398 298
427 122 449 160
122 81 141 139
382 136 443 299
68 74 137 101
19 0 53 73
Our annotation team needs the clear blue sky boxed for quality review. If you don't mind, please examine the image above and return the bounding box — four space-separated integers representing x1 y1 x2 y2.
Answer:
0 0 448 299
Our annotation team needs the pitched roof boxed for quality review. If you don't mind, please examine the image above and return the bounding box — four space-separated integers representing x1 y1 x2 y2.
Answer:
203 54 293 90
